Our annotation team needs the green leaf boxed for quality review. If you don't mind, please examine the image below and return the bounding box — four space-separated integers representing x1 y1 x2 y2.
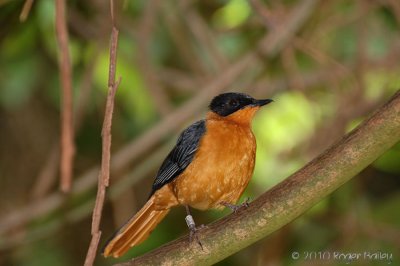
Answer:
212 0 251 29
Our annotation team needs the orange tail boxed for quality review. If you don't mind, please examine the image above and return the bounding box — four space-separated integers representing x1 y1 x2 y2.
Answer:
102 195 170 258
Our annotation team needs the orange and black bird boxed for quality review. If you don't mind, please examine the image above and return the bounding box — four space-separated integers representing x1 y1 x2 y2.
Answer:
102 92 273 258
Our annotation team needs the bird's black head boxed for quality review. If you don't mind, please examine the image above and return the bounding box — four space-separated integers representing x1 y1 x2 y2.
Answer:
209 92 273 117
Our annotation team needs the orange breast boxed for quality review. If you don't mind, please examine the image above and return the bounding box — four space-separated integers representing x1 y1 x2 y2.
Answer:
171 117 256 210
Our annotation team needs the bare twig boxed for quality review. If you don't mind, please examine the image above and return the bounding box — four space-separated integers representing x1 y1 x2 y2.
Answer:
83 1 120 264
92 74 121 231
55 0 75 193
30 51 98 200
19 0 35 22
110 0 115 26
108 27 118 87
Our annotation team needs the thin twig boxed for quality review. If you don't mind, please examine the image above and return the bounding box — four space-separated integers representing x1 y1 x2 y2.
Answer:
110 0 115 27
30 51 98 200
19 0 35 22
55 0 75 193
83 2 120 264
92 77 121 231
85 75 121 266
108 31 118 88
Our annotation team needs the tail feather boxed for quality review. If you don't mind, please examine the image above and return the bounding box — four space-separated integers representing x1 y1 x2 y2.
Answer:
102 195 170 258
114 209 167 256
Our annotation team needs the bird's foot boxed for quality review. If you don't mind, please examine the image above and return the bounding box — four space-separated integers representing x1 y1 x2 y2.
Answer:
185 214 205 250
221 197 251 213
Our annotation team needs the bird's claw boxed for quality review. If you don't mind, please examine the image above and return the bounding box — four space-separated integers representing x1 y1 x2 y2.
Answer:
185 214 205 249
221 197 251 213
189 225 204 250
241 197 251 208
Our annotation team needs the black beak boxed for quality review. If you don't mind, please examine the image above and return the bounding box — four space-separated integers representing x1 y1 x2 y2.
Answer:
253 98 273 107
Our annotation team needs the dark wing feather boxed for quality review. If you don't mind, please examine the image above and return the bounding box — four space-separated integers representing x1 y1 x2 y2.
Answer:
149 120 206 196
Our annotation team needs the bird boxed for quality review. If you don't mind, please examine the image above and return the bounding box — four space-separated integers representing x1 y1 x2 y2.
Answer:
102 92 273 258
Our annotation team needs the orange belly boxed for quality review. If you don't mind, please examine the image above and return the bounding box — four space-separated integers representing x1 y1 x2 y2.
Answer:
170 119 256 210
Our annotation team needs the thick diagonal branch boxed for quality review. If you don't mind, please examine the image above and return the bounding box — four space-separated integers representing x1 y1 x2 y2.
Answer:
116 90 400 266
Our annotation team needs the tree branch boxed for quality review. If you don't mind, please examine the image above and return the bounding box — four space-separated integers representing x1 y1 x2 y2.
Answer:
115 90 400 266
55 0 75 193
84 1 120 265
20 0 35 22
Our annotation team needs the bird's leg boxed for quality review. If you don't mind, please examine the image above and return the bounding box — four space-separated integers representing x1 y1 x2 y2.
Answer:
185 205 204 249
221 197 251 213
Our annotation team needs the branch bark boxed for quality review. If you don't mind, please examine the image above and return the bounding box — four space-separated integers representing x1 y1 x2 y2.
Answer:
55 0 75 193
84 1 120 265
115 90 400 266
20 0 35 22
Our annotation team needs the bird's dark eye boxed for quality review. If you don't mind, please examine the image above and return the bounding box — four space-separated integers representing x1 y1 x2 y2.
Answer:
228 99 239 107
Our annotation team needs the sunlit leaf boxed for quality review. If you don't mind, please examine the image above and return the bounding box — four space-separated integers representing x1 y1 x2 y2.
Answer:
212 0 251 29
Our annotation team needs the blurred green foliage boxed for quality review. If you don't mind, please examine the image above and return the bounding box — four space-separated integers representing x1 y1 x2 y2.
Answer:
213 0 251 29
253 91 318 187
94 49 157 128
